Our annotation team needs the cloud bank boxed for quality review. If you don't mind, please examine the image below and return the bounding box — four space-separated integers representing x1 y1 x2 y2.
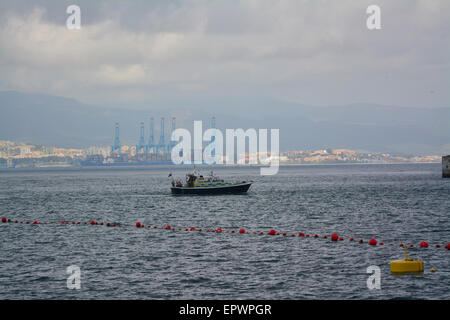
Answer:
0 0 449 108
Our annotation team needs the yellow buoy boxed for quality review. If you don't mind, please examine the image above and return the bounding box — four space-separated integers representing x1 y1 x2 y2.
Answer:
431 268 436 273
390 246 423 273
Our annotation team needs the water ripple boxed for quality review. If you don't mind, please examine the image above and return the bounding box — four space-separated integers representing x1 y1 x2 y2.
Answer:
0 164 449 299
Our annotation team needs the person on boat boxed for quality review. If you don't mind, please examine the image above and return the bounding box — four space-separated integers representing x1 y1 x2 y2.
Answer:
186 174 196 187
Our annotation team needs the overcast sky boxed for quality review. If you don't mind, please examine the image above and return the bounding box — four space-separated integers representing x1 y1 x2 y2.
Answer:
0 0 448 109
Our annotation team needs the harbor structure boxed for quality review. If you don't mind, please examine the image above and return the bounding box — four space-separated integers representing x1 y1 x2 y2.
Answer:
156 117 166 156
443 155 450 178
111 122 121 156
136 122 146 155
109 117 219 162
146 117 156 155
167 117 177 153
211 116 216 160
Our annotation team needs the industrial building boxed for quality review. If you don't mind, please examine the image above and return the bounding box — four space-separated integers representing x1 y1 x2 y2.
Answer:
443 155 450 178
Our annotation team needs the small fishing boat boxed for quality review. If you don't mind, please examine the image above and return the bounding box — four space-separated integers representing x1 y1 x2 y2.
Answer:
170 171 252 195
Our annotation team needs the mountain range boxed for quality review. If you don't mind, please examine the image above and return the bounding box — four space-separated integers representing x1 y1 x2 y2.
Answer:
1 91 449 155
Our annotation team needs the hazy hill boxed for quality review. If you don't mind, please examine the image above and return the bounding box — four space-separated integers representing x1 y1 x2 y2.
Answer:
0 91 449 155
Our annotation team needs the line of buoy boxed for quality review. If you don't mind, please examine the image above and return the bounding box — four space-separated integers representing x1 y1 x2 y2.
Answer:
0 218 121 227
2 216 449 251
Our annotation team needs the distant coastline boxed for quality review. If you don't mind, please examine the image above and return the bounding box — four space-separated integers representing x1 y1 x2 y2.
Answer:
0 162 441 173
0 140 443 169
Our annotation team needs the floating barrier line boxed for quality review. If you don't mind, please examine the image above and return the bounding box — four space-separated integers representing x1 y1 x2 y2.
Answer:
2 217 449 251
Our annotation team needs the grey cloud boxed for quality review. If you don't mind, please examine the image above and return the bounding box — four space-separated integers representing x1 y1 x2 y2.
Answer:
0 0 448 108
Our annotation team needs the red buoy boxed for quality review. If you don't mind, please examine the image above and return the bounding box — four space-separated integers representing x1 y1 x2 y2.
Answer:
445 243 450 250
216 228 222 233
268 229 276 235
190 227 196 231
419 241 428 248
359 238 363 243
136 222 141 228
339 237 344 241
259 232 263 235
369 238 377 246
400 243 404 247
1 217 6 223
409 244 414 247
299 233 305 237
7 219 11 222
349 237 354 241
90 221 96 225
435 244 440 248
165 225 171 230
331 233 339 241
282 232 287 236
306 234 310 237
314 234 318 238
323 235 328 239
33 221 38 225
379 242 384 246
231 230 235 233
106 222 110 227
239 228 246 234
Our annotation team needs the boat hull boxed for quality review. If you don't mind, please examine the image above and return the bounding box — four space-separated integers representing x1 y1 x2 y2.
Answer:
171 182 252 195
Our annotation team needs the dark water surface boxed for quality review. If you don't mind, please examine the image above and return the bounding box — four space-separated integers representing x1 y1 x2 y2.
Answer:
0 164 449 299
